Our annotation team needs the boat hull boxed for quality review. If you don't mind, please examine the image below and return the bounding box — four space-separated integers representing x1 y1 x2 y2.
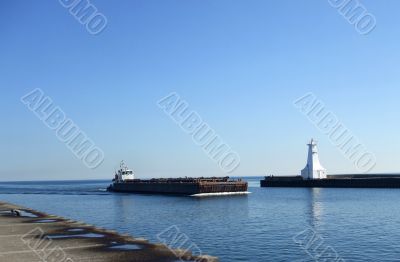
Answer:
108 178 248 195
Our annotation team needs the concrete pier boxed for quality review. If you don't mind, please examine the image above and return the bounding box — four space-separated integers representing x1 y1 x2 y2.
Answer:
0 201 217 262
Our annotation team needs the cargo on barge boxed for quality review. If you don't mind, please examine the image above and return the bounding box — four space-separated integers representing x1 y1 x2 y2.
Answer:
107 161 248 195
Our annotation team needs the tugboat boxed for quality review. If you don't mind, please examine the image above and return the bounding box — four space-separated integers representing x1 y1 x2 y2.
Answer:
107 161 249 196
112 161 135 182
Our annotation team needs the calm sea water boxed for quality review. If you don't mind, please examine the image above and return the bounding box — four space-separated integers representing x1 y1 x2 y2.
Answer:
1 177 400 261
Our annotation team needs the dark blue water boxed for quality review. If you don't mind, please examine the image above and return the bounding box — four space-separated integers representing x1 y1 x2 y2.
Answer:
1 178 400 261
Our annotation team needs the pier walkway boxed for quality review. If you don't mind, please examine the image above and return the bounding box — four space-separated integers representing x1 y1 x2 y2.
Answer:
0 201 216 262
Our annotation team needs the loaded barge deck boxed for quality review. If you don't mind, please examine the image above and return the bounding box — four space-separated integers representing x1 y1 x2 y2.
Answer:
107 161 248 195
108 177 248 195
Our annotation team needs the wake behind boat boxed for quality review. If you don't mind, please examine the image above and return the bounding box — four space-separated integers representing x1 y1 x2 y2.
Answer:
107 161 248 196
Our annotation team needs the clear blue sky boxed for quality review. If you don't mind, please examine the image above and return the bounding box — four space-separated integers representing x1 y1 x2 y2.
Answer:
1 0 400 181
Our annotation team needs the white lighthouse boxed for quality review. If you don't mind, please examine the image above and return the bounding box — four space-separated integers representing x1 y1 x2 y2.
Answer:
301 139 327 180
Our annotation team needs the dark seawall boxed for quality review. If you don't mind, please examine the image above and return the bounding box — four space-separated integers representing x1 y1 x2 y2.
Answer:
260 174 400 188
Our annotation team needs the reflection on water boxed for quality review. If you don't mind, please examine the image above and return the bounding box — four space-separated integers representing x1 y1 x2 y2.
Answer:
2 178 400 261
307 188 324 229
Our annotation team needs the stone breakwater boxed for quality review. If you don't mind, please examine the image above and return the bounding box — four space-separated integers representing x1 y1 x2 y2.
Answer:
0 201 217 262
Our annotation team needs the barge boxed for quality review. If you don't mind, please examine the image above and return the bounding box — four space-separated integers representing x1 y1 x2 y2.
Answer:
260 139 400 189
107 161 248 196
